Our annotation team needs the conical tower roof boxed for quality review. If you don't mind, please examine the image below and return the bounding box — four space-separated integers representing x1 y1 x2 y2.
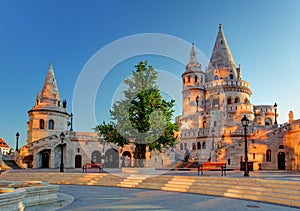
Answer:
208 24 235 70
41 62 59 100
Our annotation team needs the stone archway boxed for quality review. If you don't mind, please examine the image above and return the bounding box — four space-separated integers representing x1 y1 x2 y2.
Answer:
105 148 119 168
40 149 51 168
91 150 101 164
122 151 132 167
277 152 285 170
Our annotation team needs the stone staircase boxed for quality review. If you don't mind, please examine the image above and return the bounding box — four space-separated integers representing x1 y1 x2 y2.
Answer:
1 171 300 208
2 160 23 169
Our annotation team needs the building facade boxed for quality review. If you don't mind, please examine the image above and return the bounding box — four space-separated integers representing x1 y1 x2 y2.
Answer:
176 24 300 171
0 138 10 155
16 24 300 171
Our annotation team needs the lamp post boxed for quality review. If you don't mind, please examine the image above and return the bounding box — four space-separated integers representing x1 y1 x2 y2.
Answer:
195 95 199 112
15 132 20 151
60 132 65 172
70 113 73 131
241 115 249 177
274 102 277 125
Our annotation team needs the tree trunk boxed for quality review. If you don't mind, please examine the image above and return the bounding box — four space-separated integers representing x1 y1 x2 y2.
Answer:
134 143 146 167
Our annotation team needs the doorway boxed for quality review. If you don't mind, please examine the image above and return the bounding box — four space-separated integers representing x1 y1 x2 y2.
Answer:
277 152 285 170
75 154 82 168
41 152 50 168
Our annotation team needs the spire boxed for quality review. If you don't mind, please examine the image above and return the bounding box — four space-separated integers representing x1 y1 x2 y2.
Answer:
41 62 59 100
208 24 235 70
185 43 201 72
189 43 198 64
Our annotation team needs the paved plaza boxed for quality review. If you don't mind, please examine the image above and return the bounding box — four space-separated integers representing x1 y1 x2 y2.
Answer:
25 185 299 211
22 169 300 211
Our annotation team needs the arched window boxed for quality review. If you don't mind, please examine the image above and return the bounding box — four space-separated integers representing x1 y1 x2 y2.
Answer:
188 77 191 83
244 98 249 103
48 120 54 130
183 78 185 84
197 142 201 150
180 143 183 150
39 119 45 129
214 75 219 80
192 142 196 150
195 76 198 83
234 97 240 103
279 145 284 149
266 149 271 162
202 142 206 149
229 74 233 79
203 121 207 128
227 97 233 105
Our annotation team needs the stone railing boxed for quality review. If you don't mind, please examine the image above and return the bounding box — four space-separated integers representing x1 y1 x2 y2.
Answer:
0 181 58 211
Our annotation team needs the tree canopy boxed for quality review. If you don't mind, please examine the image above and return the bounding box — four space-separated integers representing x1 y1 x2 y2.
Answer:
96 61 178 165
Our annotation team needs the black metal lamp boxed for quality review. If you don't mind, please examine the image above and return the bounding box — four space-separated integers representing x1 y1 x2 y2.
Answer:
15 132 20 151
60 132 65 172
241 115 249 177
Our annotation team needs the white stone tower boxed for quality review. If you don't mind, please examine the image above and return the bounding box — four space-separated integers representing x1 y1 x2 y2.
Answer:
27 63 70 143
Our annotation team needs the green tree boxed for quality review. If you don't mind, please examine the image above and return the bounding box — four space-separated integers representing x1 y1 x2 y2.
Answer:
96 61 178 167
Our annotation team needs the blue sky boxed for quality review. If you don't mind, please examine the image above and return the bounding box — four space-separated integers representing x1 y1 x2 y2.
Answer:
1 0 300 148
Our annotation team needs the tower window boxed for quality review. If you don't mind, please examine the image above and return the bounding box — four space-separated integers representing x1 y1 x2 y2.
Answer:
220 40 224 44
266 149 271 162
188 77 191 83
197 142 201 150
48 120 54 130
39 119 45 129
202 142 206 149
229 74 233 79
195 76 198 83
234 97 240 103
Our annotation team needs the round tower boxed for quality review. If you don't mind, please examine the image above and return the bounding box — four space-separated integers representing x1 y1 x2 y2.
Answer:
27 63 70 143
182 43 206 117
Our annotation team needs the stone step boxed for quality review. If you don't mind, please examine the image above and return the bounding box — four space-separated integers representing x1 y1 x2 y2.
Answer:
1 171 299 208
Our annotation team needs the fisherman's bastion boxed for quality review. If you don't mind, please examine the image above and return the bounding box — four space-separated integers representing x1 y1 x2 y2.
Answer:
12 24 300 172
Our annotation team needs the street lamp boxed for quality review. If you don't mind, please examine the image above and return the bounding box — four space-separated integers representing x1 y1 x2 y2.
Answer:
274 102 277 125
241 115 249 177
70 113 73 131
195 95 199 112
60 132 65 172
15 132 20 151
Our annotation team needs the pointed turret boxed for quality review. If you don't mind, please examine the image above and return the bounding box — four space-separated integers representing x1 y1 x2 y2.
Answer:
41 62 59 100
209 24 235 69
206 24 238 81
184 43 202 74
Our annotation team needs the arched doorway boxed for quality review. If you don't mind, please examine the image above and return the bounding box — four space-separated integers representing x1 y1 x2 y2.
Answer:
41 150 50 168
277 152 285 170
75 154 82 168
91 150 101 164
122 151 132 167
105 148 119 168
